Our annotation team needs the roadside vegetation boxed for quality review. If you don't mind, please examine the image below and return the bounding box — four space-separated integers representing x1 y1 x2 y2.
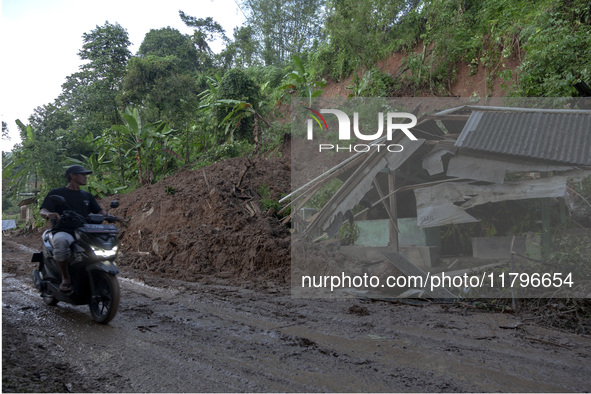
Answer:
2 0 590 224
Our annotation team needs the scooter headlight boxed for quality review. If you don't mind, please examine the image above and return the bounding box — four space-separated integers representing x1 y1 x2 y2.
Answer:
91 245 118 258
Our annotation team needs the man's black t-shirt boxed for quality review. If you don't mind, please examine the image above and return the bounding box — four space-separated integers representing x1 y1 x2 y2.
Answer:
40 188 102 233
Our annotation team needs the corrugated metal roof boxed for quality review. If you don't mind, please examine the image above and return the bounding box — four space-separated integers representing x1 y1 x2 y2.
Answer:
455 110 591 165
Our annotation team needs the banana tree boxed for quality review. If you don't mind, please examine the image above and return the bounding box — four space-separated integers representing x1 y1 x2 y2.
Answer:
279 55 326 106
111 107 179 185
197 74 222 109
65 153 125 198
215 99 271 146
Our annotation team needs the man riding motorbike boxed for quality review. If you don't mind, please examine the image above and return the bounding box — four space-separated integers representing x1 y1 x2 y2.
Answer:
39 165 107 292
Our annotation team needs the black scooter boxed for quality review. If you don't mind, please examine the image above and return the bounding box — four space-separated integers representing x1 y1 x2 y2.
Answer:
32 195 123 324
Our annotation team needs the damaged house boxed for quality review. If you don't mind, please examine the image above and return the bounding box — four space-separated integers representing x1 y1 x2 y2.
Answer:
286 100 591 298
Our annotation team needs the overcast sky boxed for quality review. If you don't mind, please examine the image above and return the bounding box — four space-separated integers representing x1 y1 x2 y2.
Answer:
0 0 246 151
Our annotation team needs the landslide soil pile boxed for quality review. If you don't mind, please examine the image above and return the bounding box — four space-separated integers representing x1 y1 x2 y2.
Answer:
108 149 292 289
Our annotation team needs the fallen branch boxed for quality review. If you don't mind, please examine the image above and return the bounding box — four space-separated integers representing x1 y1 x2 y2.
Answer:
237 159 252 189
203 169 210 190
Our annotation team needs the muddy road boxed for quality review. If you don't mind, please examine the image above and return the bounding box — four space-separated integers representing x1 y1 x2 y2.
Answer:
3 238 591 392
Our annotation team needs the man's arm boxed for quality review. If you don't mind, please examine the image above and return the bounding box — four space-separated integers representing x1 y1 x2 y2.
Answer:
39 188 61 220
40 208 60 221
87 192 106 216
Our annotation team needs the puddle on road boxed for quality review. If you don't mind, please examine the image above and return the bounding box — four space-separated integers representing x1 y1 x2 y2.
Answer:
119 276 180 297
277 323 576 393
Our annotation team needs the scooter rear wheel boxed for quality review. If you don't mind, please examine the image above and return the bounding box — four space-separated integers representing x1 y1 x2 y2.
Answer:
89 271 120 324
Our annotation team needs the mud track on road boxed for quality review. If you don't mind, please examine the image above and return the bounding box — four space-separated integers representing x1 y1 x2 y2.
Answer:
3 238 591 392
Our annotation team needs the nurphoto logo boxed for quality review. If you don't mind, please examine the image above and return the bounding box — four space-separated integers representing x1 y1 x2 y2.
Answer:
304 107 418 153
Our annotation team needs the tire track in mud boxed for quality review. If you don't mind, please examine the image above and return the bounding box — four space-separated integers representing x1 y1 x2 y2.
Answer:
3 239 591 392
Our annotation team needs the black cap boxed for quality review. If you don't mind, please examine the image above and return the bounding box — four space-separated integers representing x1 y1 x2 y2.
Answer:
64 165 92 179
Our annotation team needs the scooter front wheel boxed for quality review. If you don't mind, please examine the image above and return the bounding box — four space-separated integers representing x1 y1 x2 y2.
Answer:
89 271 120 324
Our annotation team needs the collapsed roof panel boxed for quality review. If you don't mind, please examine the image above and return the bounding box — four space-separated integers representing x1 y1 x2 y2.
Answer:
445 151 575 183
414 171 591 228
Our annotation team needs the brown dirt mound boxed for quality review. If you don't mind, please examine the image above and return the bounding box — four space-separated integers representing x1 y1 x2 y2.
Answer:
108 153 292 288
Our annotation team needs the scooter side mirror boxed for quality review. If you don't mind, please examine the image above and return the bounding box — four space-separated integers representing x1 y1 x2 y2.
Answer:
110 201 120 209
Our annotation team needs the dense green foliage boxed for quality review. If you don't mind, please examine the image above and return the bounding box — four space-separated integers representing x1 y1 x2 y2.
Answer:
316 0 421 81
515 0 591 96
315 0 591 97
3 0 590 219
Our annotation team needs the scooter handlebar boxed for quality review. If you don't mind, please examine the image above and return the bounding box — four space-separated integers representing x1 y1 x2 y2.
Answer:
104 215 124 223
59 210 87 223
59 211 125 226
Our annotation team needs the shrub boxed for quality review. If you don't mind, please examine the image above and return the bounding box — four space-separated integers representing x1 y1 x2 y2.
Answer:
216 69 260 142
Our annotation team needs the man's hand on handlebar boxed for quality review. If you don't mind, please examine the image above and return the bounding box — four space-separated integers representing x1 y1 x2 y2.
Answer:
105 214 126 223
98 209 125 223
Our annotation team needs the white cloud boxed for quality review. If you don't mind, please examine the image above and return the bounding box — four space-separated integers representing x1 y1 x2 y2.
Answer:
0 0 245 151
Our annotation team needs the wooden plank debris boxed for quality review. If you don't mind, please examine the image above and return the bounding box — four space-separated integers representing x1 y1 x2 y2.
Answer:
380 251 456 299
304 137 424 237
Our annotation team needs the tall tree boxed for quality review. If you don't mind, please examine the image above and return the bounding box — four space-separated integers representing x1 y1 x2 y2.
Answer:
121 27 202 165
60 22 131 136
179 11 228 71
221 25 260 68
119 55 200 127
138 27 199 72
240 0 326 65
28 102 73 138
28 102 93 162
